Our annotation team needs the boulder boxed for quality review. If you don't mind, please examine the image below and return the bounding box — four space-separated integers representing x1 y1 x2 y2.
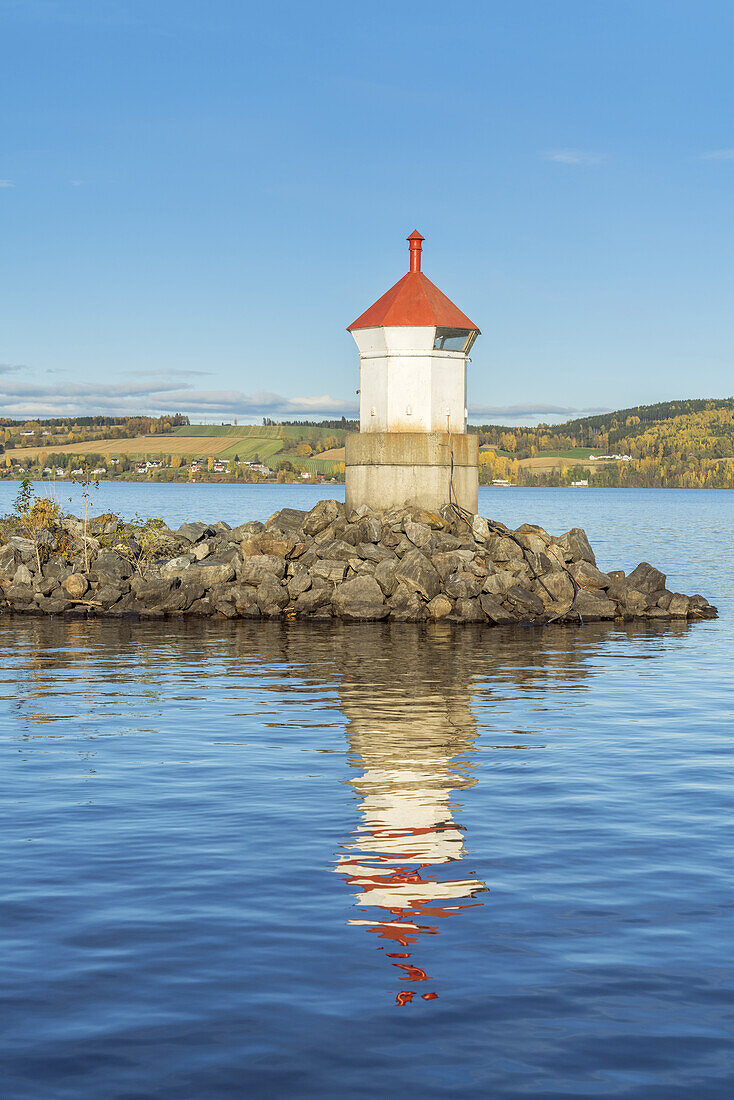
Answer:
404 520 433 550
444 571 482 599
332 575 389 620
130 576 175 603
454 597 485 622
374 558 399 597
265 507 308 532
394 549 441 601
312 559 348 584
95 584 126 610
427 594 453 619
667 593 691 618
486 536 523 563
471 514 491 543
504 585 545 616
539 571 574 604
63 573 88 599
627 562 667 595
227 521 264 542
568 561 612 590
303 499 342 536
188 562 236 587
257 575 289 614
556 528 596 565
4 583 34 607
314 539 357 562
356 542 394 563
15 563 33 586
572 592 617 621
237 554 287 585
161 554 194 577
94 549 133 581
296 582 332 614
479 594 518 624
176 521 212 543
388 583 425 621
287 567 313 598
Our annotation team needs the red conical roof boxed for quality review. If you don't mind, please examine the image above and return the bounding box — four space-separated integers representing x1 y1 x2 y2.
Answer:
348 232 480 333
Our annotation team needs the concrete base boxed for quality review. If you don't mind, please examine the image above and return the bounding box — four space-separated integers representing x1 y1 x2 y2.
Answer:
345 431 478 514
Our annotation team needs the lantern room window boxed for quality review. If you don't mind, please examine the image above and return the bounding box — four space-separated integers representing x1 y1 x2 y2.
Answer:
433 327 477 353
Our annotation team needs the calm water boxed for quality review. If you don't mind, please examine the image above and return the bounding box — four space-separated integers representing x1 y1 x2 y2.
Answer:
1 487 732 1098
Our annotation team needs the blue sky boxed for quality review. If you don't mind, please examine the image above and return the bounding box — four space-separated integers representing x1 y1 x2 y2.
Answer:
2 0 734 424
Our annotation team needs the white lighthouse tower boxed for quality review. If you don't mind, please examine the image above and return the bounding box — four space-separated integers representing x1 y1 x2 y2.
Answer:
345 231 480 514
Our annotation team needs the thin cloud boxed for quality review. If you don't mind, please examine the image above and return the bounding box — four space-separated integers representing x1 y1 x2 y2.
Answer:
0 378 358 419
542 150 604 166
469 403 608 418
701 149 734 161
0 180 15 188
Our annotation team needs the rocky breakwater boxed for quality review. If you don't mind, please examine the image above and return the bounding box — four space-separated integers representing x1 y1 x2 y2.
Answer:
0 499 717 625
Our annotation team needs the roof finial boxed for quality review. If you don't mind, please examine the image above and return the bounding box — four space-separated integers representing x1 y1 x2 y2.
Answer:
407 230 424 273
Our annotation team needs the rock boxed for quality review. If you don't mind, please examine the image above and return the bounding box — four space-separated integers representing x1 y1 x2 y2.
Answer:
431 550 466 580
8 536 35 555
176 521 212 543
0 545 16 574
296 582 332 614
573 592 617 621
312 559 348 584
95 584 126 610
237 554 287 585
482 571 514 597
94 550 133 581
227 521 264 542
404 520 433 549
486 536 523 563
161 554 194 577
388 583 425 621
357 515 382 543
430 532 463 553
444 571 481 599
627 562 667 595
454 597 485 622
332 575 389 620
192 541 211 561
479 594 518 624
514 530 549 556
374 558 398 597
37 596 73 614
287 567 313 598
63 573 88 599
471 515 492 543
427 594 452 619
187 598 214 617
302 499 342 536
504 585 545 616
356 542 394 563
230 585 261 617
254 532 307 559
4 583 34 606
189 562 236 587
556 528 596 565
265 507 308 532
130 576 174 603
14 563 33 586
394 549 441 601
257 575 289 614
568 561 612 590
538 571 574 604
667 593 690 618
314 539 357 562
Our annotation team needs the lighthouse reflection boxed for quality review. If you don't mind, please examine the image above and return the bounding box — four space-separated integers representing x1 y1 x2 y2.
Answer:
332 629 486 1005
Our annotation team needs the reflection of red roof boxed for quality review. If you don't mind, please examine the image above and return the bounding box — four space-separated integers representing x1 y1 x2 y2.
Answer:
348 271 480 332
348 231 480 332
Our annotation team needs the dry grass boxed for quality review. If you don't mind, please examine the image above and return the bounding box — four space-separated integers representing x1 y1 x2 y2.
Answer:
315 447 346 462
10 433 255 461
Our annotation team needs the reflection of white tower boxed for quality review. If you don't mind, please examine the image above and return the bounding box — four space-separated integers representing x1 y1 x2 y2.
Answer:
345 231 481 514
334 677 486 1005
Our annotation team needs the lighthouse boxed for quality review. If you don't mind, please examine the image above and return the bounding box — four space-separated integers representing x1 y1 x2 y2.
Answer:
345 231 480 514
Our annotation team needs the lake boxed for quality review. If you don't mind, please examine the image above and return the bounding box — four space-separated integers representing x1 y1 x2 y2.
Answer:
1 486 732 1098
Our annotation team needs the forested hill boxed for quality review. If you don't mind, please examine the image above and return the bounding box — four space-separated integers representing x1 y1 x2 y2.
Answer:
475 397 734 488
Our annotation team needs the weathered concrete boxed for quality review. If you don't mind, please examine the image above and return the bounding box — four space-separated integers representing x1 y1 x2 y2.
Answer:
345 431 478 514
